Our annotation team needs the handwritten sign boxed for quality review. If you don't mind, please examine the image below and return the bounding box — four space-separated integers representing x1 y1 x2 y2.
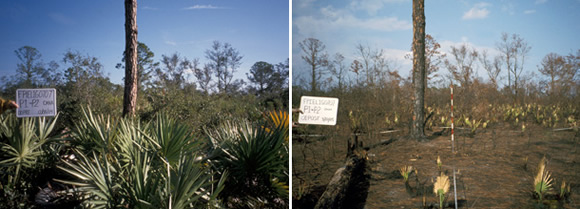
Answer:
16 88 57 118
298 96 339 125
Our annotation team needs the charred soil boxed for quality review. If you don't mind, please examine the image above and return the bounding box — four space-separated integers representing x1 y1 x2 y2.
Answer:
292 122 580 208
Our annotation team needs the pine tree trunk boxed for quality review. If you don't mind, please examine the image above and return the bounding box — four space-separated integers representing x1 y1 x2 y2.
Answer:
411 0 427 141
123 0 138 117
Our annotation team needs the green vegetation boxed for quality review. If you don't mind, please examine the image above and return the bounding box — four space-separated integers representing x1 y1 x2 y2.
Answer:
0 43 289 208
206 110 289 208
399 165 413 183
56 109 225 208
0 115 62 208
534 156 552 203
0 108 289 208
532 156 572 207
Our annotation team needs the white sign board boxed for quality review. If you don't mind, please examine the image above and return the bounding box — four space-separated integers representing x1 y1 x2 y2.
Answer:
16 88 57 118
298 96 339 125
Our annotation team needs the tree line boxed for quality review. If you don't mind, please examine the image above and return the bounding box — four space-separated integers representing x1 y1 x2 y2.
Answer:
293 34 579 136
1 42 289 131
295 34 579 105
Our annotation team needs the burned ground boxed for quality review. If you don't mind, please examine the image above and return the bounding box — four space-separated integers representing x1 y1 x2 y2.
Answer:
292 122 580 208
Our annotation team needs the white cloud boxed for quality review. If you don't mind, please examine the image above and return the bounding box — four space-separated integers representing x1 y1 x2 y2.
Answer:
439 38 501 81
440 39 500 59
524 10 536 14
298 0 317 8
295 6 411 35
165 40 177 46
501 3 515 15
355 16 412 31
475 2 491 7
293 2 412 81
382 48 412 66
463 3 491 20
350 0 408 15
48 13 75 25
183 5 226 10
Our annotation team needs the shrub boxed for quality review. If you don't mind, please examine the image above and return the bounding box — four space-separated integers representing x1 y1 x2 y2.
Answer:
57 109 225 208
206 111 289 208
0 114 61 208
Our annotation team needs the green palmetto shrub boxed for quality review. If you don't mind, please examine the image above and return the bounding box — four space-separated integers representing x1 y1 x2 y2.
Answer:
147 113 202 166
0 114 61 207
57 109 225 208
207 111 289 208
70 108 118 154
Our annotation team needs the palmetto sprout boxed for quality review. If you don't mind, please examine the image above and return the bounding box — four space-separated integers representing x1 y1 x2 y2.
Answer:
437 156 442 170
534 156 553 202
463 118 481 134
472 119 481 134
482 120 489 129
560 180 566 198
433 173 450 209
348 110 361 130
399 165 413 182
567 116 575 124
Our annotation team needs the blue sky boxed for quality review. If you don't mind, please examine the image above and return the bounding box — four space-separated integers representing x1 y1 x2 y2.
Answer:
0 0 289 85
292 0 580 87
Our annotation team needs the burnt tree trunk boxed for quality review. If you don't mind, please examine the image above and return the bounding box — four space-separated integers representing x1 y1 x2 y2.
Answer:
411 0 427 141
314 156 367 209
123 0 138 117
